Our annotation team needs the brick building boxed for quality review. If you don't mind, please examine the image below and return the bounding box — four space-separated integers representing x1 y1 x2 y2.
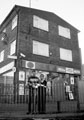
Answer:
0 5 81 112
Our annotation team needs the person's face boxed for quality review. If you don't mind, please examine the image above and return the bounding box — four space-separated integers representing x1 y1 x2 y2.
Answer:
40 74 44 80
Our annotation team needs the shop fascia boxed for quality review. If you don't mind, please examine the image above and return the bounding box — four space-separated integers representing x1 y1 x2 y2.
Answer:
22 60 81 75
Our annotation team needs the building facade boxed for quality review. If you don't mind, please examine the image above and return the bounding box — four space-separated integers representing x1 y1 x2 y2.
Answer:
0 5 81 112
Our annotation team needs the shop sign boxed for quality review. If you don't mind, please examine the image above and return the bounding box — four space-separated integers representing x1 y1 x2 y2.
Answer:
66 67 74 74
74 69 80 74
19 84 24 95
57 66 66 73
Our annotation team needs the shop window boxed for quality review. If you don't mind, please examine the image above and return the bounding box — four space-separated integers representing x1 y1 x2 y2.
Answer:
2 71 14 95
33 15 49 31
0 50 4 63
60 48 72 62
10 40 16 55
12 15 18 30
33 40 49 57
58 25 71 39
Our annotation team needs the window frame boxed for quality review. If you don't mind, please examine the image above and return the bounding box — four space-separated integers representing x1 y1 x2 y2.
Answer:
10 40 16 55
60 48 72 62
0 50 4 62
33 40 49 57
33 15 49 31
58 25 71 39
12 15 18 30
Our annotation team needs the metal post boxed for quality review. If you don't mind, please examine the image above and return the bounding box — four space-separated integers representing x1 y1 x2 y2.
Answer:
29 0 31 8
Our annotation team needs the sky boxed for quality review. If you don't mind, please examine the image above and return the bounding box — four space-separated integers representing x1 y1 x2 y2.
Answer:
0 0 84 64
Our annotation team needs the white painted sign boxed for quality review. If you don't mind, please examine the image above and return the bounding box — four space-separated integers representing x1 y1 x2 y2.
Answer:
74 69 80 74
57 66 66 73
19 71 25 81
66 67 74 74
8 55 17 59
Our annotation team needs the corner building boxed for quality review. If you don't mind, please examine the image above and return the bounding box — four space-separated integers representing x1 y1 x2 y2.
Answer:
0 5 81 113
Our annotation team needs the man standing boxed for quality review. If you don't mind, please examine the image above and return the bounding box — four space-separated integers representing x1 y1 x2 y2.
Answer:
27 70 39 114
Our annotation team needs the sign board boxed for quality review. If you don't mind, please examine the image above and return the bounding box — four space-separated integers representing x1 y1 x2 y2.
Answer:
19 71 25 81
66 67 74 74
74 69 80 74
57 66 66 73
8 55 17 59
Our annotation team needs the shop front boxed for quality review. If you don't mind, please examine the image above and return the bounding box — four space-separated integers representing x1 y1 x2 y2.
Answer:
17 60 81 113
0 60 81 113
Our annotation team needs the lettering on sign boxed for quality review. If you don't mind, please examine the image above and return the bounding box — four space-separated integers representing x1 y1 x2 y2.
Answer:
74 69 80 74
66 67 74 74
57 66 66 73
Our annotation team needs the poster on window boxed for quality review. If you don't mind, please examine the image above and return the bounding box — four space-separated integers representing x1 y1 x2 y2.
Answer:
19 84 24 95
66 85 70 92
70 76 74 85
69 92 74 100
19 71 25 81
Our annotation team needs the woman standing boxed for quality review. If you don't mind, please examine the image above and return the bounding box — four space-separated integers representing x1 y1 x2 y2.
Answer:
38 74 47 114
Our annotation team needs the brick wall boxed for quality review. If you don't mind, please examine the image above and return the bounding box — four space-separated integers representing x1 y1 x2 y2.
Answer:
17 7 81 69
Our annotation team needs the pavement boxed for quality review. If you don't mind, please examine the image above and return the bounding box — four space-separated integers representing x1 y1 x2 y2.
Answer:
0 111 84 120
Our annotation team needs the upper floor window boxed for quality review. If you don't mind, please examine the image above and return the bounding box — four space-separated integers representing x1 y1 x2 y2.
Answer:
58 25 71 39
10 40 16 55
1 28 6 41
12 15 18 30
0 50 4 62
60 48 72 62
3 28 6 33
33 40 49 57
33 15 49 31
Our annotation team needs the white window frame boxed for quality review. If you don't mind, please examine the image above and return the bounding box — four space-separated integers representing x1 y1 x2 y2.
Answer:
33 40 49 57
58 25 71 39
60 48 72 62
10 40 16 55
0 50 4 62
33 15 49 31
12 15 18 30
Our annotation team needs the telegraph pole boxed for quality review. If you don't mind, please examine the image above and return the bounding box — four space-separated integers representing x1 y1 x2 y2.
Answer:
29 0 31 8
